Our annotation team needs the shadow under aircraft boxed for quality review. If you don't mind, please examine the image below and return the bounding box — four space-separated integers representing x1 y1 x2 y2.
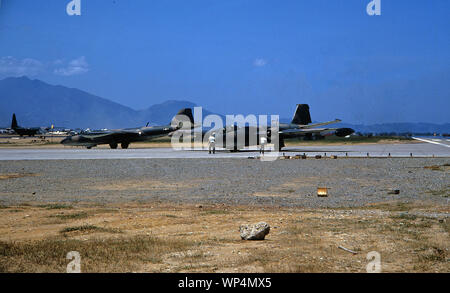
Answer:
184 104 354 151
61 108 194 149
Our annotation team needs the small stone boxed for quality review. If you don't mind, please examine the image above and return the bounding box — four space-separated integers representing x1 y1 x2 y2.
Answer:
387 189 400 195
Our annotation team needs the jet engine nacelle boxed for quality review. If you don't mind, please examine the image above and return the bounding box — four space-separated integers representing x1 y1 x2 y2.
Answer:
335 128 354 137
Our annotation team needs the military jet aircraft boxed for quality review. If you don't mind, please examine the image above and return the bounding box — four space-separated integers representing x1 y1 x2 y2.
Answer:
61 108 194 149
11 113 44 136
186 104 354 151
275 104 355 148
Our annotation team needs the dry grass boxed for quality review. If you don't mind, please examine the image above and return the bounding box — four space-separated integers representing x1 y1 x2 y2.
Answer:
0 201 448 273
0 236 194 272
0 173 39 180
424 164 450 172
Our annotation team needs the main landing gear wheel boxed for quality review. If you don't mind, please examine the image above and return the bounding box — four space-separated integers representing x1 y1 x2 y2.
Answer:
109 143 118 149
121 142 129 149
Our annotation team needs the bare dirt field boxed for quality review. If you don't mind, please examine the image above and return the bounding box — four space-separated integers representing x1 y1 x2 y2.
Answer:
0 157 448 273
0 201 448 273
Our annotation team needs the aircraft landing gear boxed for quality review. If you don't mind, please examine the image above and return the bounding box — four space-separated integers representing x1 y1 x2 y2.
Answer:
109 143 118 149
121 142 129 149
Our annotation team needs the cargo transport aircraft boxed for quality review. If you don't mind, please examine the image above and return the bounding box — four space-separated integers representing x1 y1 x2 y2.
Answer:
10 113 45 136
61 108 194 149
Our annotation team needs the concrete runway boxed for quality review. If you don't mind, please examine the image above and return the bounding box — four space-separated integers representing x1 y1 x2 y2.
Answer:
0 142 449 160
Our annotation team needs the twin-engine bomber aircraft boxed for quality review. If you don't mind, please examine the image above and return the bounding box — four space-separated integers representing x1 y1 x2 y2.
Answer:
191 104 355 151
61 108 194 149
276 104 355 148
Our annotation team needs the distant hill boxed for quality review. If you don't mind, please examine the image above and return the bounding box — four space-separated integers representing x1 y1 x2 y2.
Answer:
0 77 206 129
0 76 138 129
0 77 448 133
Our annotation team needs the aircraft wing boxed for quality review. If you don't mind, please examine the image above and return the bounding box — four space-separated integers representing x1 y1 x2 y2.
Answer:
81 129 143 140
297 119 341 129
279 126 354 138
279 127 338 135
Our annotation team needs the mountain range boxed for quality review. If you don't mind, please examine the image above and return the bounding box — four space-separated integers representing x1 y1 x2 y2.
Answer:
0 76 205 129
0 76 448 134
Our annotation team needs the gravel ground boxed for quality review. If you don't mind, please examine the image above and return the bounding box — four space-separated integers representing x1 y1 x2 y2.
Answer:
0 158 449 208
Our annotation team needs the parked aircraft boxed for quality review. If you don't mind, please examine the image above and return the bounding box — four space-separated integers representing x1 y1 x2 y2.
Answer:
10 113 44 136
184 104 354 151
61 108 194 149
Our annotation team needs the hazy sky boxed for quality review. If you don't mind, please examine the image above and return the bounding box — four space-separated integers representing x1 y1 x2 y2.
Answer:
0 0 449 124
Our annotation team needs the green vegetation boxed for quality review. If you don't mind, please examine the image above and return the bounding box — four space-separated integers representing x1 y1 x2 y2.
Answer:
200 209 230 215
163 214 179 218
390 213 418 221
49 212 88 220
37 204 73 210
285 135 413 144
426 188 450 198
60 225 121 234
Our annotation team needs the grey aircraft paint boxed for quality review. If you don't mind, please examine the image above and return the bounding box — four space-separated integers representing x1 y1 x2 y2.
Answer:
61 108 194 149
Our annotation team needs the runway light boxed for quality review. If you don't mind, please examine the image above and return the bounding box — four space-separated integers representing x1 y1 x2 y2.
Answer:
317 187 328 197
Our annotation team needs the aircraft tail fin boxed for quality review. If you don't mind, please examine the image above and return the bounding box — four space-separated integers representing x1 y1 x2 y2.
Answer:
291 104 312 125
11 113 18 129
172 108 195 129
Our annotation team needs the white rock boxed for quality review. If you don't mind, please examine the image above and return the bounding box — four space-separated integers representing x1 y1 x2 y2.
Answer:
239 222 270 240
